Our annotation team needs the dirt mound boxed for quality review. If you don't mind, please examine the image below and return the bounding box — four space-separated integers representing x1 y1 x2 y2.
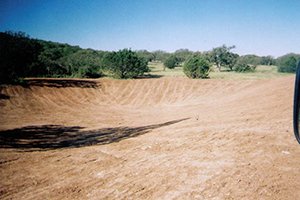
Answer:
1 76 300 199
0 77 289 107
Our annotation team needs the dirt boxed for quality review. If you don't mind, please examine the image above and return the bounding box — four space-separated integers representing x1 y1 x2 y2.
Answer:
0 76 300 199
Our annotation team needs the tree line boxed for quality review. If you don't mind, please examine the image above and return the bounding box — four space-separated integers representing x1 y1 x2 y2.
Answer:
0 31 299 83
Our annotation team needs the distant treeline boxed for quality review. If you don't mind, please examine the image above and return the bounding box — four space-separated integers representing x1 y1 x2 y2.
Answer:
0 31 299 83
0 31 108 83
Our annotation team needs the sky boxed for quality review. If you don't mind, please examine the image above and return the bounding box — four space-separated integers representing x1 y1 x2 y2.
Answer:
1 0 300 57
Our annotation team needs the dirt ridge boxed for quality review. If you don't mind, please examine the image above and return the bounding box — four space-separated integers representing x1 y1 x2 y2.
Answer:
1 76 300 199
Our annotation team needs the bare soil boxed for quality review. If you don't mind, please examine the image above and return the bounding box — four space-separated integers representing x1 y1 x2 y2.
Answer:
1 76 300 199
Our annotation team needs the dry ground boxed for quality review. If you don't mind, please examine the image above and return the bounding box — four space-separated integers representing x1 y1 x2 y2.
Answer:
1 76 300 199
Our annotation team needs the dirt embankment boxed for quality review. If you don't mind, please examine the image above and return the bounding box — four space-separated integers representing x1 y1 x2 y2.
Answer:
1 76 300 199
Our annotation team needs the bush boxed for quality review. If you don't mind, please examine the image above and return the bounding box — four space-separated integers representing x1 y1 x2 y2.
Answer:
233 59 256 72
277 55 298 73
174 49 193 63
183 55 211 78
163 55 179 69
210 45 238 71
76 66 102 78
0 31 107 81
0 31 42 83
103 49 149 79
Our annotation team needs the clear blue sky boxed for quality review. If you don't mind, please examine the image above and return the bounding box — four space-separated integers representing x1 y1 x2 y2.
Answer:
1 0 300 57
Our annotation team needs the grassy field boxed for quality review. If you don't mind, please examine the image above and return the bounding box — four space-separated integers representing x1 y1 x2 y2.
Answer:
147 61 293 79
147 62 184 77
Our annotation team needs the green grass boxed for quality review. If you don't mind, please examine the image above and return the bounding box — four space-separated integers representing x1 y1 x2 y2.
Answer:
210 65 292 80
147 61 184 77
147 62 293 80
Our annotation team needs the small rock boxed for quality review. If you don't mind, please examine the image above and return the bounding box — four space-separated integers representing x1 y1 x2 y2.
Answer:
281 151 290 155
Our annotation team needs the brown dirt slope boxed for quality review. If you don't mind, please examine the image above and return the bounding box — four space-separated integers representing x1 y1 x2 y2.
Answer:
0 76 300 199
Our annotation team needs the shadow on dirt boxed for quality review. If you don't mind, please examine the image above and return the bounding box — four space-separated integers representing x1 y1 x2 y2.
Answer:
0 93 10 100
136 74 164 79
0 86 10 100
0 118 189 151
23 79 100 88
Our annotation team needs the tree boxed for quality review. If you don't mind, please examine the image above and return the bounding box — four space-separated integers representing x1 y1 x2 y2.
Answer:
238 54 261 66
183 55 211 79
0 31 42 83
174 49 193 63
277 55 298 73
59 49 104 77
136 50 155 62
260 56 275 65
233 57 256 72
103 49 149 79
163 55 179 70
152 50 170 62
210 45 238 71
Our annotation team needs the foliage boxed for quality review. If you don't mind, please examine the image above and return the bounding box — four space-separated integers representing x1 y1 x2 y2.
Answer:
149 61 289 79
136 50 155 62
237 55 275 66
0 31 107 82
152 50 170 62
2 31 300 83
238 54 261 66
103 49 149 79
183 55 211 78
260 56 275 65
233 58 256 72
277 54 299 73
210 45 239 71
174 49 193 63
58 49 106 77
0 31 42 83
163 55 179 70
76 66 103 78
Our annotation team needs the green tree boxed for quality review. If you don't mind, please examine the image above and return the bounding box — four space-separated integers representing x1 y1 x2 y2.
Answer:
163 55 179 70
174 49 193 63
239 54 261 66
260 56 275 65
152 50 170 62
136 50 155 62
1 31 107 80
59 49 104 77
183 55 211 79
233 58 256 72
277 54 300 73
0 31 42 83
210 45 238 71
103 49 149 79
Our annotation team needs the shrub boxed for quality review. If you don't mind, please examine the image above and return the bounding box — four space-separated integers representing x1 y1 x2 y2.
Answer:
260 56 275 65
77 66 102 78
210 45 238 71
174 49 193 63
233 59 256 72
183 55 211 78
0 31 107 81
277 55 298 73
0 31 42 83
103 49 149 79
163 55 179 70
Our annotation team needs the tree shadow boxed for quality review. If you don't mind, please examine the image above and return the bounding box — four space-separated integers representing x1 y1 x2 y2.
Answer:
22 79 100 88
0 93 10 100
0 86 10 100
220 68 232 72
0 118 189 151
136 74 164 79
